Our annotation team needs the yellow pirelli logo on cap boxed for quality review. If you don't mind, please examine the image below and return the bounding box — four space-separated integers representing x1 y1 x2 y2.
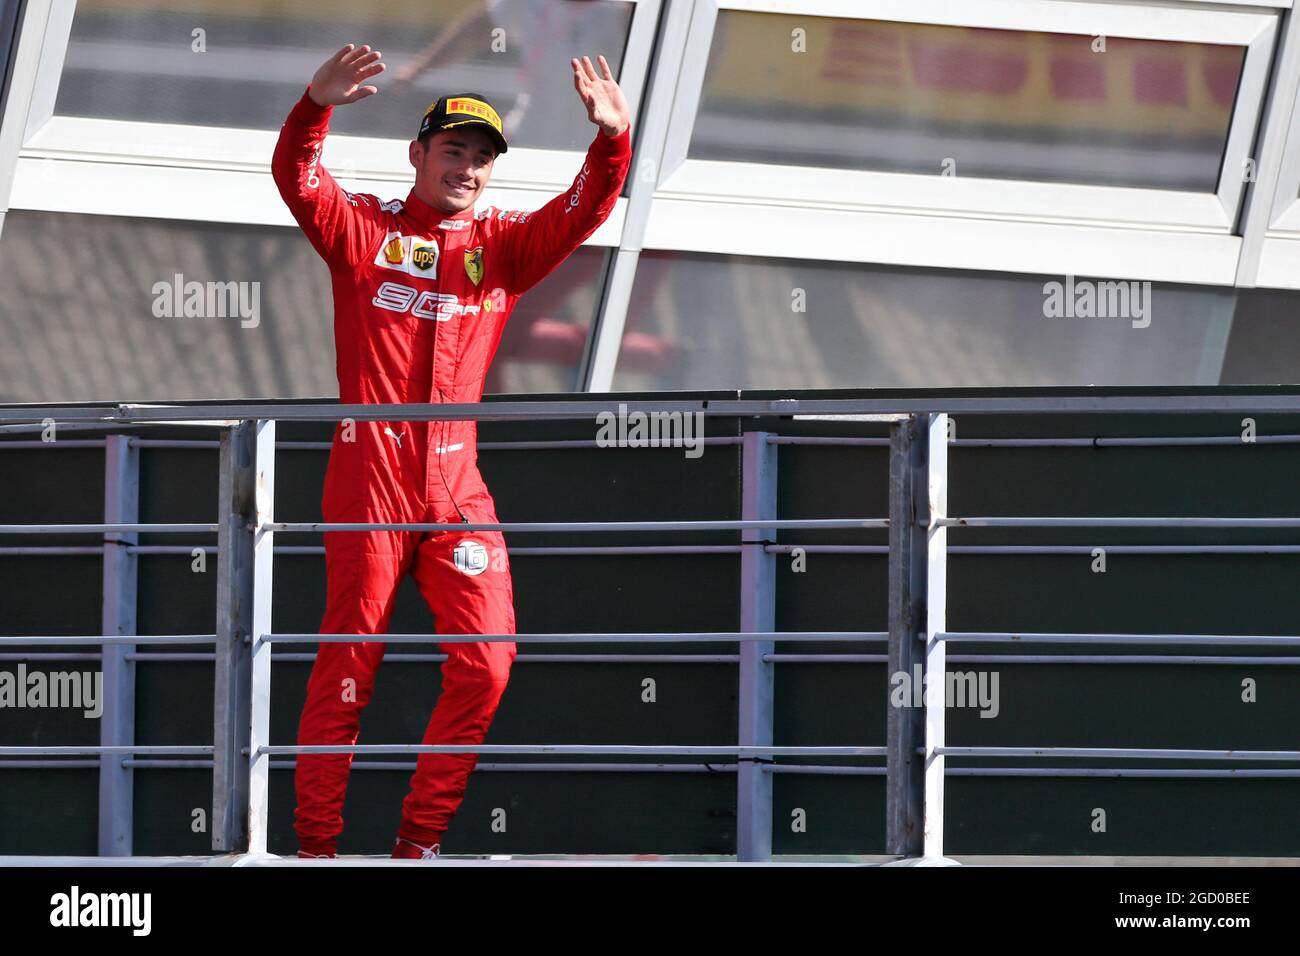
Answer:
446 97 502 133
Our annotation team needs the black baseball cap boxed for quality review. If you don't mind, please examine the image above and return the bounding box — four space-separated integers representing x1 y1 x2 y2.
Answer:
417 93 508 155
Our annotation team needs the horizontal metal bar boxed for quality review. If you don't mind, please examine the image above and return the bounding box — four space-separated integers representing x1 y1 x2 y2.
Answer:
123 438 750 453
11 433 1297 451
7 542 1299 559
946 654 1300 665
0 746 214 756
110 761 888 775
8 395 1300 423
93 545 747 557
940 633 1300 646
460 762 743 773
11 762 1300 779
939 747 1300 761
104 762 905 777
770 544 1300 556
789 414 909 423
0 418 232 431
944 517 1300 528
947 768 1300 778
511 545 743 555
0 399 908 423
762 765 885 776
0 547 105 556
2 518 885 537
766 545 886 554
948 545 1300 555
0 438 108 447
303 761 743 773
265 632 887 646
7 432 1300 451
0 523 217 535
266 745 889 757
26 649 1283 667
764 655 888 663
767 436 888 446
0 653 103 661
788 542 1300 557
133 546 218 555
269 518 887 533
953 435 1300 448
139 543 1300 557
131 439 221 449
10 650 1293 666
31 647 1294 670
509 653 742 663
122 653 747 664
0 635 215 646
479 437 745 450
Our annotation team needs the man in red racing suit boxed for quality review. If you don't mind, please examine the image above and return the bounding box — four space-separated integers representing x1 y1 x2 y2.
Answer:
272 44 631 859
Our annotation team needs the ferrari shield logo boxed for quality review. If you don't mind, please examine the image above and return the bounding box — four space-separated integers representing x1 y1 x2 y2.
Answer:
464 246 484 286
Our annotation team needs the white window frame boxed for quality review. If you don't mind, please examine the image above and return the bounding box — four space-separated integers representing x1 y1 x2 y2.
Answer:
1261 44 1300 239
9 0 659 229
6 152 630 246
657 0 1278 234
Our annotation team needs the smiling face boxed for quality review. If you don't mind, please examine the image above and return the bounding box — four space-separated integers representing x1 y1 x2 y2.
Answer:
409 127 497 215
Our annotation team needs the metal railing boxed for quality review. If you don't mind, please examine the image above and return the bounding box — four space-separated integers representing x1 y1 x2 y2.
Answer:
3 395 1300 862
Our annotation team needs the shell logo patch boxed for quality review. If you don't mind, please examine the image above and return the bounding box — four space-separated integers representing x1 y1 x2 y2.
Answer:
464 246 484 286
383 236 405 265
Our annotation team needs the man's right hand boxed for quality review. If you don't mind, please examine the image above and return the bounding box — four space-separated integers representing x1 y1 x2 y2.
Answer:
308 43 385 108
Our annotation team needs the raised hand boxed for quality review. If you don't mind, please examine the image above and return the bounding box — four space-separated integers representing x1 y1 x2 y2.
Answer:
308 43 386 108
571 55 629 137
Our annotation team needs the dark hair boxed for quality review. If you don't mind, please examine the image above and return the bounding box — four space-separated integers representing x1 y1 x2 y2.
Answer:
418 127 497 158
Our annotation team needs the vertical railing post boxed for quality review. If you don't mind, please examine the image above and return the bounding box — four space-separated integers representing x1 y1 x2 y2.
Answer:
214 419 275 853
886 417 922 856
922 414 949 861
888 413 949 861
214 421 253 852
737 430 776 861
247 420 276 853
99 433 138 856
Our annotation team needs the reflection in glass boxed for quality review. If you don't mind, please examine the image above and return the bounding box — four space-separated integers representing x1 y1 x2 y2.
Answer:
612 252 1239 390
54 0 634 151
0 211 602 401
690 12 1244 191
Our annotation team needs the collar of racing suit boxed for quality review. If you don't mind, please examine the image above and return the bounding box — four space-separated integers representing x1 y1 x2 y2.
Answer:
401 188 477 234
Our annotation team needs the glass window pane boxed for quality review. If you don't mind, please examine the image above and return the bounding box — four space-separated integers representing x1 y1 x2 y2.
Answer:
612 252 1238 390
54 0 635 151
488 247 608 394
0 210 600 401
690 11 1244 191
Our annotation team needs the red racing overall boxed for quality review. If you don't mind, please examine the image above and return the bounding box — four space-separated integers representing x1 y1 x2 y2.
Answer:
272 88 631 855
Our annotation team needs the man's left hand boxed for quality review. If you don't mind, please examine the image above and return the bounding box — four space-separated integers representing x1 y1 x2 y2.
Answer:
572 55 630 138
